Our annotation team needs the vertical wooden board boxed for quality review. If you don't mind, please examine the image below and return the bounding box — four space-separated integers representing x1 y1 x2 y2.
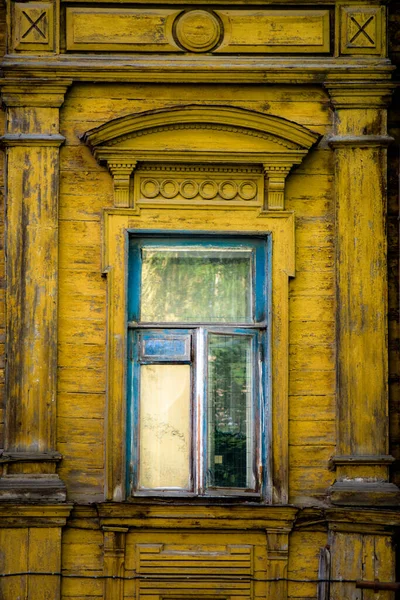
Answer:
0 528 29 599
28 528 62 600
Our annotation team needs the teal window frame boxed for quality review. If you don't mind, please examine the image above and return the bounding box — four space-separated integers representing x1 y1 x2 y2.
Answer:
127 232 271 500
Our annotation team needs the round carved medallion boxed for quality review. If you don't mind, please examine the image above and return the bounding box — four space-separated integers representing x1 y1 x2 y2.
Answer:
174 10 222 53
160 179 179 199
180 179 199 199
219 180 238 200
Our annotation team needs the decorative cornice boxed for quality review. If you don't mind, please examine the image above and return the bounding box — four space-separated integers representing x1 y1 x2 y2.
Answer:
328 135 394 149
0 134 66 148
324 81 396 109
0 57 395 85
0 79 72 108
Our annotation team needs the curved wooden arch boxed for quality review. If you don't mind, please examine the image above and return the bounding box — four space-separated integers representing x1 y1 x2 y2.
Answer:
83 104 319 150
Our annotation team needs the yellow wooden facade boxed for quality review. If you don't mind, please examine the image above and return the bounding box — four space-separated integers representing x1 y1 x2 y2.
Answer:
0 1 399 598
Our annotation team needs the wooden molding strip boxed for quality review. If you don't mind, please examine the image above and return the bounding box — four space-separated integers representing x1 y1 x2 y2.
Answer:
328 134 394 148
0 451 63 464
0 133 66 147
328 454 396 471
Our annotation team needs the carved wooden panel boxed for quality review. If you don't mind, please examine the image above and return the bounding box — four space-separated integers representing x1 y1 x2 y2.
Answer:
134 165 264 208
66 7 181 52
65 7 330 54
215 10 330 54
339 6 384 56
13 2 54 52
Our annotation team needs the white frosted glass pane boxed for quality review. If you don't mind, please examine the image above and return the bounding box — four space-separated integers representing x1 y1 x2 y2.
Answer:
140 247 253 323
139 364 191 489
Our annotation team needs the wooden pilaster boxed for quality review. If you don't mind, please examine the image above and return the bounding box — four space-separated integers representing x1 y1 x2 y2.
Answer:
0 79 71 501
325 81 400 506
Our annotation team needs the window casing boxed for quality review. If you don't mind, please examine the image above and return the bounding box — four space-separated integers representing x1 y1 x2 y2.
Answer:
127 233 270 498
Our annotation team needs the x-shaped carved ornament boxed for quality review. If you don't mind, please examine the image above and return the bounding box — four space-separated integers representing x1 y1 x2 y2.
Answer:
22 10 46 39
349 15 374 45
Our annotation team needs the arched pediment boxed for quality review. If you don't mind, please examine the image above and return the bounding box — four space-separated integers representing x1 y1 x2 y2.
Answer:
83 105 320 211
84 104 319 156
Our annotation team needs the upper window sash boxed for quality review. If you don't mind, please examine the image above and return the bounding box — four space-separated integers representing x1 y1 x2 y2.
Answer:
128 235 268 325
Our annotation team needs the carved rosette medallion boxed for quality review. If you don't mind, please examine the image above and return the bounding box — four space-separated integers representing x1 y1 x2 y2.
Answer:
174 10 222 53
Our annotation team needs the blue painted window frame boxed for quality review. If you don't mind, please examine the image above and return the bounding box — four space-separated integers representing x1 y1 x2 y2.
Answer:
127 232 271 500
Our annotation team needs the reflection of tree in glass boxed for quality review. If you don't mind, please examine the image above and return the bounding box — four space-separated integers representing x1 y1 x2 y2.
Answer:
141 249 252 322
208 335 252 488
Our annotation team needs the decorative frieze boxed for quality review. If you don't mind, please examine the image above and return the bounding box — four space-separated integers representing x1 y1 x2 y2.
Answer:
65 7 331 54
135 166 263 207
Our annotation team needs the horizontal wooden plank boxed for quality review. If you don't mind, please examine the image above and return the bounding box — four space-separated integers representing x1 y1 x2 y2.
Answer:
287 197 333 218
289 466 334 495
58 344 105 369
290 321 335 345
58 318 106 345
66 82 330 102
287 174 333 201
58 392 105 420
290 271 334 296
57 416 104 444
289 395 335 421
289 345 334 371
58 442 104 469
59 244 102 270
289 420 335 445
289 445 334 467
57 468 104 502
296 246 334 272
59 293 105 320
58 367 106 393
62 542 103 571
295 217 334 248
289 370 335 396
289 296 334 322
59 220 102 246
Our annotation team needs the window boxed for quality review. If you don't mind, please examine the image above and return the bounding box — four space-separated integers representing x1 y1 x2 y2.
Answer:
127 233 270 498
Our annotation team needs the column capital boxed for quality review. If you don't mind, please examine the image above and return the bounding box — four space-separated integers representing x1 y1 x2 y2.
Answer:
324 81 395 109
0 78 72 108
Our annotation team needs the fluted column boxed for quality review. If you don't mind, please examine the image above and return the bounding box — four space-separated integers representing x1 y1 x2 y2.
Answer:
0 79 71 501
325 81 400 505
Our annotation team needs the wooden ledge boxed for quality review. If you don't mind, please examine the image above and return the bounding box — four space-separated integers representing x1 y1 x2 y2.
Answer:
0 502 73 527
96 503 299 530
0 451 63 464
328 135 394 149
0 134 66 148
328 454 396 471
329 481 400 507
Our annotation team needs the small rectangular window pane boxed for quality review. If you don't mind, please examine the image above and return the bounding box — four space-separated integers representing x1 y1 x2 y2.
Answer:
139 364 191 489
207 334 254 489
140 247 253 323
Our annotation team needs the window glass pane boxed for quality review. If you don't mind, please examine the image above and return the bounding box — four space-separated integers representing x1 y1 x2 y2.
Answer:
140 247 253 323
207 334 254 488
139 364 191 489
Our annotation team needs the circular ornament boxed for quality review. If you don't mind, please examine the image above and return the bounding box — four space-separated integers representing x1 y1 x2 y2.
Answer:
141 178 160 199
199 180 218 199
160 179 179 199
239 180 257 200
180 179 199 199
219 180 238 200
174 10 221 53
